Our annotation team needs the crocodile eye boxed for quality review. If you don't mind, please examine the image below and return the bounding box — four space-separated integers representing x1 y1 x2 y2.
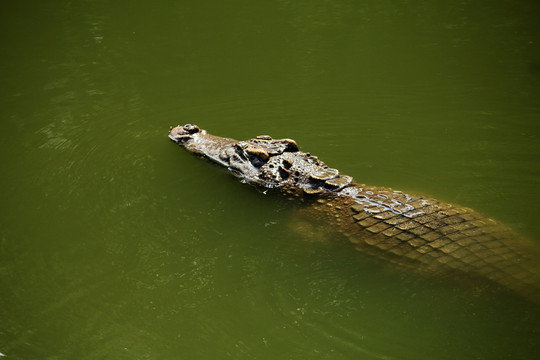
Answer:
281 139 298 152
242 146 269 168
245 146 269 161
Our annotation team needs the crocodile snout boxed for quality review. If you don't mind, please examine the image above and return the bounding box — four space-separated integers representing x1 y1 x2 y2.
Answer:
169 124 201 143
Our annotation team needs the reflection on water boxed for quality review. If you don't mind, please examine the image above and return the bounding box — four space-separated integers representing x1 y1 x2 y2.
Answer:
1 0 539 359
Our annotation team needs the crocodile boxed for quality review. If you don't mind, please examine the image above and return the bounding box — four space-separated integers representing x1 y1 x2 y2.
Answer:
169 124 540 304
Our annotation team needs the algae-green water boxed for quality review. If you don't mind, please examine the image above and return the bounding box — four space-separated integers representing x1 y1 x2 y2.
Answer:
1 1 539 359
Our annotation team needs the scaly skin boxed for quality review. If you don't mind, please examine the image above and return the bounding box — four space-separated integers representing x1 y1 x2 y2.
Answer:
169 124 540 303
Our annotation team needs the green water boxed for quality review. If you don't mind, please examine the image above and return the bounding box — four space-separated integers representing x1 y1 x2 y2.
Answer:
1 1 540 359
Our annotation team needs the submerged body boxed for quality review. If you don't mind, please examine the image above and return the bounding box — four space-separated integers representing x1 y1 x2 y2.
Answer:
169 124 540 303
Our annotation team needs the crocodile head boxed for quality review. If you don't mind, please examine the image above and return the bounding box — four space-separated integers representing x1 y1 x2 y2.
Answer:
169 124 354 192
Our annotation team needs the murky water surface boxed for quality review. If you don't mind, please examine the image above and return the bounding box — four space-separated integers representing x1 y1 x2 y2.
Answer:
1 1 540 359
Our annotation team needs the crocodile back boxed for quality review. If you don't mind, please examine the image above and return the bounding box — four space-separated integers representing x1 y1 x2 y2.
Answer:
300 184 540 303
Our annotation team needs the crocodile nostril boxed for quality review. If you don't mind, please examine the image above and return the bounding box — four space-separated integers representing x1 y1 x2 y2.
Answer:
183 124 200 134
